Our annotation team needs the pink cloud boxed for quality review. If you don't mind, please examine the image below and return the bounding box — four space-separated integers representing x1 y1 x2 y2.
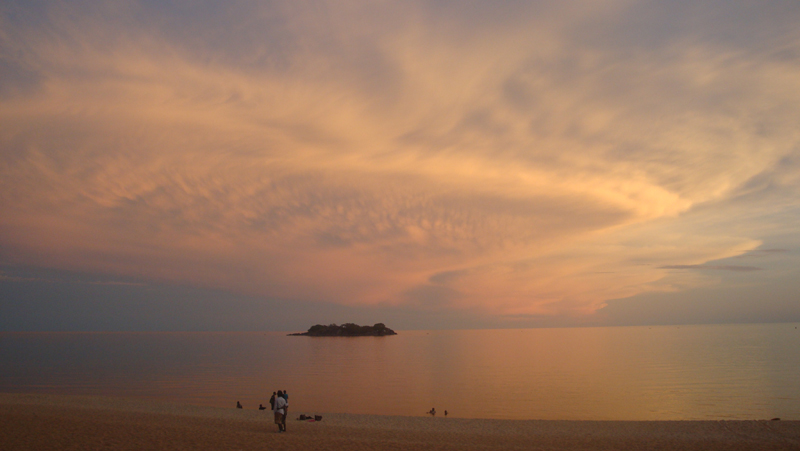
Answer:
2 0 799 323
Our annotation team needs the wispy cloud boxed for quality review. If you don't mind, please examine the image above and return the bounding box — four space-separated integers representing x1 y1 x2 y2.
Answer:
1 0 799 322
734 248 789 258
0 270 144 286
659 265 762 272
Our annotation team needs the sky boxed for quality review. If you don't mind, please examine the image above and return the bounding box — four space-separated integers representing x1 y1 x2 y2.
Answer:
1 0 799 331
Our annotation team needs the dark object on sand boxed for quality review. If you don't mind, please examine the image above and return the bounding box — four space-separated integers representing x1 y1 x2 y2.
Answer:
772 418 781 421
288 323 397 337
259 404 267 410
315 415 322 421
444 410 448 416
236 401 242 409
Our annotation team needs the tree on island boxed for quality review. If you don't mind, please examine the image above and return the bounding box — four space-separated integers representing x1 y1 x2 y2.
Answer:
289 323 397 336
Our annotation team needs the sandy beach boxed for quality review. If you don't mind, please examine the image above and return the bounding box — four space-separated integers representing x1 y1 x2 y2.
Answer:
1 393 798 451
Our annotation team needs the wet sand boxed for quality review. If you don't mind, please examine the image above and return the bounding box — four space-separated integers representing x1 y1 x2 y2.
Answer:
1 393 798 450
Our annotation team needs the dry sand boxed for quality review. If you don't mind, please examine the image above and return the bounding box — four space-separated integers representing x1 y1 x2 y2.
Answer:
2 393 799 450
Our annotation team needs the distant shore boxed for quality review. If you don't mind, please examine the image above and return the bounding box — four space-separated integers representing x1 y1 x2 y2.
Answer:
2 393 799 450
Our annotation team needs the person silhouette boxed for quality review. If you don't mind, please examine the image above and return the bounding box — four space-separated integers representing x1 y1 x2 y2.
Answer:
282 390 289 425
273 390 288 432
281 390 289 430
236 401 242 409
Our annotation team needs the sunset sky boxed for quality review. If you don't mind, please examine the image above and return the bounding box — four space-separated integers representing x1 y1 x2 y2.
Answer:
2 0 799 331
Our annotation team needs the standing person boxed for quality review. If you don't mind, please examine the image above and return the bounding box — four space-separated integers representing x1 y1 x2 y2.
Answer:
273 390 287 432
269 392 276 411
281 390 289 429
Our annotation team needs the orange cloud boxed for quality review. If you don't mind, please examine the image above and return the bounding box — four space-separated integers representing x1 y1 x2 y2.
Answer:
1 0 799 322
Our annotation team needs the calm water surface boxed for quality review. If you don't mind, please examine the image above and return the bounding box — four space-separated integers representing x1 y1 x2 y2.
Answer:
1 324 799 420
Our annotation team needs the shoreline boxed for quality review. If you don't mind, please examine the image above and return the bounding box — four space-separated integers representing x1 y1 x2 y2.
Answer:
2 393 799 450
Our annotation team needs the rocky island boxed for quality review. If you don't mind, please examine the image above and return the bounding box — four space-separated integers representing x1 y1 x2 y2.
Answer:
288 323 397 337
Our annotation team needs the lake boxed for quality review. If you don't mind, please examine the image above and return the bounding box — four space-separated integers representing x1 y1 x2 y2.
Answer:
1 323 798 420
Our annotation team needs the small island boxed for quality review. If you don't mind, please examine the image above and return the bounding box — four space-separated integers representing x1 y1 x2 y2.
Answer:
288 323 397 337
